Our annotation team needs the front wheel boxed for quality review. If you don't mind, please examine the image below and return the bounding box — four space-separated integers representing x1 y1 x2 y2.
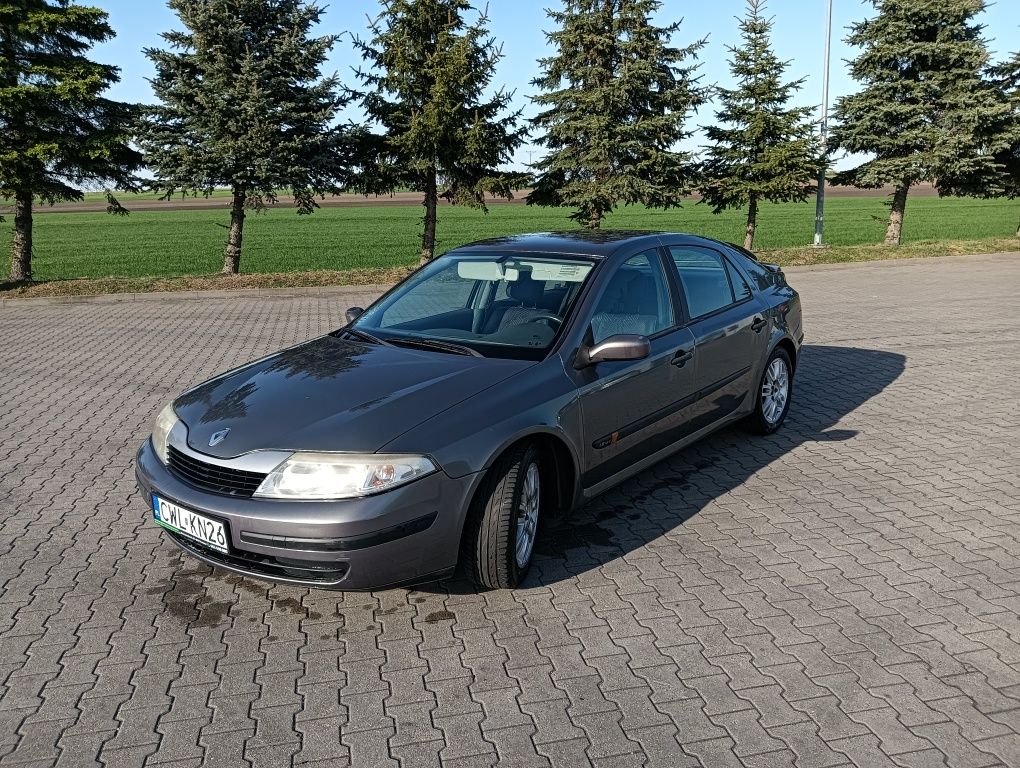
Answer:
744 347 793 435
463 443 543 590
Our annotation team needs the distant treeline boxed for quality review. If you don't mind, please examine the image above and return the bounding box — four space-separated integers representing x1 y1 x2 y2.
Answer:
1 0 1018 281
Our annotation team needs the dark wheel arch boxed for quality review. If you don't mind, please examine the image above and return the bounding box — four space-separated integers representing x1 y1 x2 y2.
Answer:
457 431 578 569
460 441 544 588
475 430 579 514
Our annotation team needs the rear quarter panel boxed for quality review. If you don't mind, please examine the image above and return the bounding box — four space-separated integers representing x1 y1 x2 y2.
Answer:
724 244 803 356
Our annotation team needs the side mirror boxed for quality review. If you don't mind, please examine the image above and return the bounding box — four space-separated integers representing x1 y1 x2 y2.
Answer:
345 307 364 324
575 334 651 368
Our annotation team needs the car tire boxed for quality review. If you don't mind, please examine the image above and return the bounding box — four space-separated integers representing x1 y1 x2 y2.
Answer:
744 346 794 435
463 443 543 590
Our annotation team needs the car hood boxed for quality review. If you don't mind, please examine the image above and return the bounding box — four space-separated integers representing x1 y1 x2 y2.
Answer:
173 335 531 459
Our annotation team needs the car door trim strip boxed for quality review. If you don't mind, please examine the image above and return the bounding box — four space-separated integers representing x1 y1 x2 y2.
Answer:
591 365 752 449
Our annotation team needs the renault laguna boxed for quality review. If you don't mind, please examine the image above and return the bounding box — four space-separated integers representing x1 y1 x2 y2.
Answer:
136 231 803 590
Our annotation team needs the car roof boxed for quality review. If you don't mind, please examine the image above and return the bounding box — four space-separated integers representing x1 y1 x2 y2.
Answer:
448 231 730 259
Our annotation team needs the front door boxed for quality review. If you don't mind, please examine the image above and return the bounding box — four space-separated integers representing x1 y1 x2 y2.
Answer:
572 249 698 489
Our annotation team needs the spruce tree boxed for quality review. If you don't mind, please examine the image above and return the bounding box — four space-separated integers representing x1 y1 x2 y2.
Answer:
989 51 1020 237
1 0 142 283
830 0 1012 245
138 0 349 274
699 0 820 250
352 0 526 263
529 0 705 229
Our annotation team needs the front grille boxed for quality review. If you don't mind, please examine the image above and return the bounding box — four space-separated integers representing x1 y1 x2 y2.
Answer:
167 531 350 585
167 445 268 497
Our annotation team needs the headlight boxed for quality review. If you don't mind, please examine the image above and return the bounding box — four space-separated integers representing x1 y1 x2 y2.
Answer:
253 453 437 500
151 403 180 464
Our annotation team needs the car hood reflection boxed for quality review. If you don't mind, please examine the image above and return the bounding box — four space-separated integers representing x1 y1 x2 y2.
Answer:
174 335 531 458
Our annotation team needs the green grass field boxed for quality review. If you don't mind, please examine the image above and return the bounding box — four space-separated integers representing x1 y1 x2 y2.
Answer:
1 195 1018 282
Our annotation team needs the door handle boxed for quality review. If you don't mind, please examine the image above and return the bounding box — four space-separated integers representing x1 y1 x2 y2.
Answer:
750 316 767 333
672 349 694 368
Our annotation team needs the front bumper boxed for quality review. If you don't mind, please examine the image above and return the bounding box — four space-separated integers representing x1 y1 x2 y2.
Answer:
135 440 479 590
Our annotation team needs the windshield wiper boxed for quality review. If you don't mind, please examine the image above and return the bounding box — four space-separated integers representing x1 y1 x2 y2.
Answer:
388 337 482 357
339 328 392 346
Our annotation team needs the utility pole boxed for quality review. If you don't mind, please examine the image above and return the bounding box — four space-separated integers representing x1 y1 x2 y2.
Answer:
813 0 833 247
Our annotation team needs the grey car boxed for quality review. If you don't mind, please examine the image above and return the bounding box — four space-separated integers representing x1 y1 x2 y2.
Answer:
135 231 803 590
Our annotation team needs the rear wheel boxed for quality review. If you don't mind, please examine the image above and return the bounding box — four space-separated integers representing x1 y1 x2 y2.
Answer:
744 347 793 435
463 443 543 589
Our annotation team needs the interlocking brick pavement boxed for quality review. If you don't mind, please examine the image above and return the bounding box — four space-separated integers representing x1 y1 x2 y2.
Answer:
1 252 1019 767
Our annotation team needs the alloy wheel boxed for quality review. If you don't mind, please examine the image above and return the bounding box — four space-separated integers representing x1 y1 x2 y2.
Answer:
515 462 541 569
761 357 790 425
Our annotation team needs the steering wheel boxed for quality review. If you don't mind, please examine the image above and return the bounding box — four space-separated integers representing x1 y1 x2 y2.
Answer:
527 312 563 329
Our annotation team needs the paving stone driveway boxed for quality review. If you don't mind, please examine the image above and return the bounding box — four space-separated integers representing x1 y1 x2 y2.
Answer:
2 253 1019 768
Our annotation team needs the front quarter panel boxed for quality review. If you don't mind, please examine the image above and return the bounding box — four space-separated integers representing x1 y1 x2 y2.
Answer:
380 357 583 486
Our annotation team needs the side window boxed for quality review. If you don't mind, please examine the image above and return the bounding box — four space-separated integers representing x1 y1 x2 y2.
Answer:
725 258 753 302
729 247 777 291
590 250 674 344
668 246 735 319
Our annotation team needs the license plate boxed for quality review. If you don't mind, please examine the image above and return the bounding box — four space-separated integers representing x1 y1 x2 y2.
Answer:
152 495 229 554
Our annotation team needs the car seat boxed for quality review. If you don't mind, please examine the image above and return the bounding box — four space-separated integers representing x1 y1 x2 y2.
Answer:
591 270 662 343
482 273 552 333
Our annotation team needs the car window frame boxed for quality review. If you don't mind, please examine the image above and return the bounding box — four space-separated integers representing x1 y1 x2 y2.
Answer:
723 254 754 303
662 243 756 325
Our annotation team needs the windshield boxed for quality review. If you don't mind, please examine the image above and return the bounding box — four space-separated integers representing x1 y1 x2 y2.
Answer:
351 252 597 359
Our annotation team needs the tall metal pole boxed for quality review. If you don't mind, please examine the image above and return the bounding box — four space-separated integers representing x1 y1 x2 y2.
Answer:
813 0 833 247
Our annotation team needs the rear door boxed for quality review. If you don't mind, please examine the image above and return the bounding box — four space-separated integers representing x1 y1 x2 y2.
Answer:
664 243 768 431
570 249 697 489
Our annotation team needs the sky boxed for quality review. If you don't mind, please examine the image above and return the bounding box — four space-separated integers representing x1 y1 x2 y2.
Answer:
90 0 1020 170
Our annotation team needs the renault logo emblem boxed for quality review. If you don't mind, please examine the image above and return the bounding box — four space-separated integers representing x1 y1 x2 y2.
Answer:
208 428 230 447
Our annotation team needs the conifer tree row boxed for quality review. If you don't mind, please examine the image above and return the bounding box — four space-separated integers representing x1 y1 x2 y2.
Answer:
7 0 1020 278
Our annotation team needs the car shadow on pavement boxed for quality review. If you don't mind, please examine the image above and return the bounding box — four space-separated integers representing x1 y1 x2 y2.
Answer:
441 344 907 593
